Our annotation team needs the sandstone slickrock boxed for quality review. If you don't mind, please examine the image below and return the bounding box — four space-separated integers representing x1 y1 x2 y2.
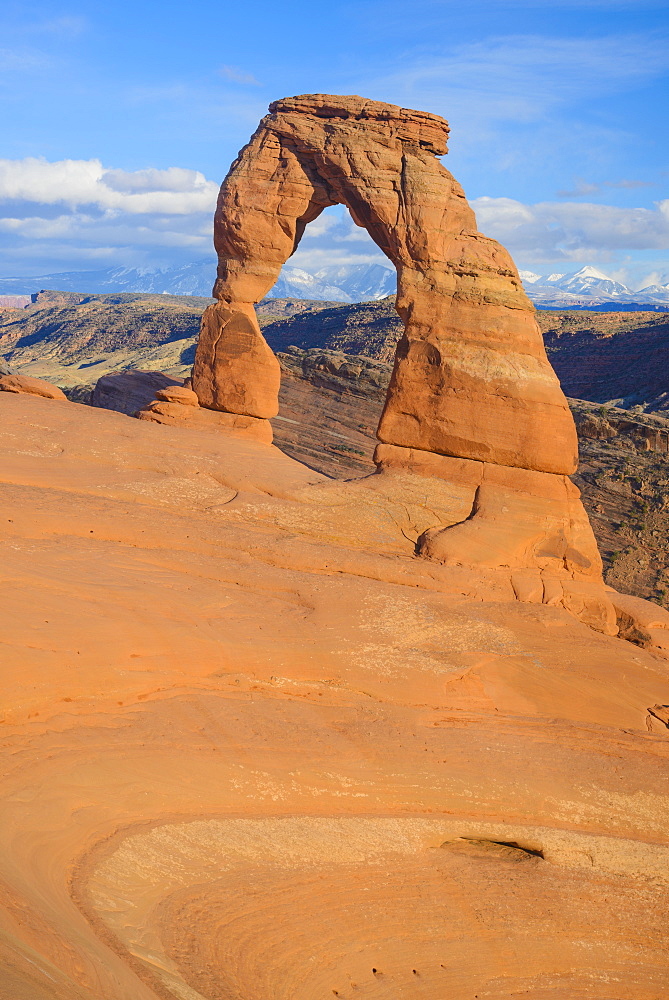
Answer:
136 397 273 442
91 370 182 416
127 370 273 443
3 390 669 999
5 95 669 998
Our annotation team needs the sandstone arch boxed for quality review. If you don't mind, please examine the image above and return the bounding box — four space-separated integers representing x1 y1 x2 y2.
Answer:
192 93 577 476
189 94 614 630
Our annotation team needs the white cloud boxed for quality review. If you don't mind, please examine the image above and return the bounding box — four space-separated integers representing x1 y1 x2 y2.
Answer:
0 157 218 215
359 32 669 131
634 269 669 289
471 196 669 262
1 157 666 282
0 157 220 272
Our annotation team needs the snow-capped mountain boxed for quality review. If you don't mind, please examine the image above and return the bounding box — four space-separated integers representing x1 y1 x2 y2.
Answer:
311 264 396 301
0 262 217 298
260 263 396 302
519 266 669 308
561 268 627 295
539 266 629 298
1 260 668 309
266 267 354 302
0 261 398 303
635 284 669 304
518 270 543 285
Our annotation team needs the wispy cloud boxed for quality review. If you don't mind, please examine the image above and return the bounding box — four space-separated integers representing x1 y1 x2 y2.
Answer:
358 32 669 127
557 179 602 198
612 179 657 189
558 177 656 197
35 15 87 38
0 46 53 74
218 65 261 86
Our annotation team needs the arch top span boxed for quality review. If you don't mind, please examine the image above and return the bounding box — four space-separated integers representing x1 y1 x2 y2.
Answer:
192 93 578 480
267 93 450 155
209 93 457 306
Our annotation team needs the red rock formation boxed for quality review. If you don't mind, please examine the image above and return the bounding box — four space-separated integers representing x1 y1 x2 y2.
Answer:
0 372 66 399
195 301 281 418
193 93 576 475
189 94 609 627
91 370 182 416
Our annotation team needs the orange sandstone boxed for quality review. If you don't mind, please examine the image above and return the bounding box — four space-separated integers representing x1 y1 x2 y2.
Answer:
0 371 66 399
188 94 608 628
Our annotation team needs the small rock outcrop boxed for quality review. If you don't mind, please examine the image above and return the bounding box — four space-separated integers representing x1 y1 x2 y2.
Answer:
92 370 182 416
0 372 66 400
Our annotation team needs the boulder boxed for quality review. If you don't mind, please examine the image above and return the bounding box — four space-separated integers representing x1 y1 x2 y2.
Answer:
136 398 273 443
0 372 66 400
154 385 200 406
92 370 182 416
609 591 669 658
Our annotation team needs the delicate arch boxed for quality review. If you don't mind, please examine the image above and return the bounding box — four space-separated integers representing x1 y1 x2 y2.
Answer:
192 94 577 476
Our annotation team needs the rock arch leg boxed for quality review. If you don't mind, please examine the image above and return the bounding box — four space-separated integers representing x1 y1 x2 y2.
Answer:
192 128 336 417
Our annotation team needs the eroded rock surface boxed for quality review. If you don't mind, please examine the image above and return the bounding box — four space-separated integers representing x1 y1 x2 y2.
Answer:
91 370 181 416
4 96 668 999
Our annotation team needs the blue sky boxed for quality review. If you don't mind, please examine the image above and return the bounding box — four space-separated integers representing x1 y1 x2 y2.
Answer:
0 0 667 287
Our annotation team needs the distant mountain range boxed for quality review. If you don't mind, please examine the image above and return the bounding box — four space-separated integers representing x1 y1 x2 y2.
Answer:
269 264 396 302
519 266 669 309
0 260 667 310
